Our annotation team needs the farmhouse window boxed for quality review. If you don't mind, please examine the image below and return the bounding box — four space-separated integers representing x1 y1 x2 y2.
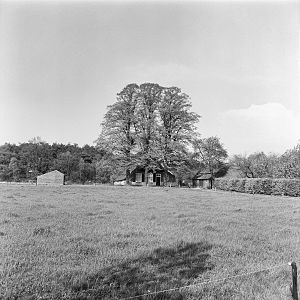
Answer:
148 173 153 183
136 173 142 183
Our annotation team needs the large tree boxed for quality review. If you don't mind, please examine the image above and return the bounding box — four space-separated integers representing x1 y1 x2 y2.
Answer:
193 136 228 177
97 83 201 185
156 87 200 184
8 157 21 181
135 83 163 184
231 152 275 178
97 84 139 184
273 144 300 179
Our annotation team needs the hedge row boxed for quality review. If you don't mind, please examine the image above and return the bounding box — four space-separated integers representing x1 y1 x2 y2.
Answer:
214 178 300 197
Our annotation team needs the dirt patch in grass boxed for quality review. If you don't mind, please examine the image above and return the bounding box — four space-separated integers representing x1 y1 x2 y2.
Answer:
116 231 145 238
33 226 52 237
8 212 20 218
76 245 97 256
86 212 98 216
70 241 214 299
101 210 113 215
104 200 118 204
148 215 157 221
110 241 129 248
203 225 218 232
120 202 135 206
177 213 189 218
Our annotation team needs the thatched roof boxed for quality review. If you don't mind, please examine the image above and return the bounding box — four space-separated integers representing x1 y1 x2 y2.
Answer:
193 174 213 180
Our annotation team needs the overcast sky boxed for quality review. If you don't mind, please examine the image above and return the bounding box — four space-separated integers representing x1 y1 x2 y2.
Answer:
0 0 299 155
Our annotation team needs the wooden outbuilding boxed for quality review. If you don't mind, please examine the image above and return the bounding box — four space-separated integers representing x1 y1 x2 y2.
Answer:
37 170 65 185
192 173 214 189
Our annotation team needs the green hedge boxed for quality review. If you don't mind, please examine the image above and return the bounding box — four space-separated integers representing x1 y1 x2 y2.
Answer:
214 178 300 197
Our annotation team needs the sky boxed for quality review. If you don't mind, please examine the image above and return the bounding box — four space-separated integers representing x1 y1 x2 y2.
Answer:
0 0 299 156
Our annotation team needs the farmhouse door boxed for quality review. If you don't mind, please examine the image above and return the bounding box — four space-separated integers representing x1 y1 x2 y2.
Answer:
156 174 161 186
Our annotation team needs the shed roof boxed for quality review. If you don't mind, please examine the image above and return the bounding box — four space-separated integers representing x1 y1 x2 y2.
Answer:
194 174 213 180
37 170 64 177
132 166 174 175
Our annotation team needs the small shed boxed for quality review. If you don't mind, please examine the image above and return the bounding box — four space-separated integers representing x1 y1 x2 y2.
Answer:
192 173 214 189
37 170 65 185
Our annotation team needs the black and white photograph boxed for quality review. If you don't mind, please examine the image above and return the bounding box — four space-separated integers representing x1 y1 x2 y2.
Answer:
0 0 300 299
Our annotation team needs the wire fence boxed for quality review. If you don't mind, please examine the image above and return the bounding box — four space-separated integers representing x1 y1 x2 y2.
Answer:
117 261 299 300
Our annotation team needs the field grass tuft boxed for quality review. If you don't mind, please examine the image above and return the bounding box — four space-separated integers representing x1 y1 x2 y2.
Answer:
33 226 52 236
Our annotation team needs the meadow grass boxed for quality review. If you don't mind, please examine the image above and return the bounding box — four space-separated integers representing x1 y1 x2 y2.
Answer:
0 184 300 299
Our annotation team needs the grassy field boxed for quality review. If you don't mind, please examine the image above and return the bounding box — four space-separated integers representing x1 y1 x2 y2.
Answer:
1 184 300 299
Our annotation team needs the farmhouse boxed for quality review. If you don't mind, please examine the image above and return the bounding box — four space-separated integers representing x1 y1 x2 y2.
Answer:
114 167 176 186
192 172 214 189
131 167 176 186
37 170 65 185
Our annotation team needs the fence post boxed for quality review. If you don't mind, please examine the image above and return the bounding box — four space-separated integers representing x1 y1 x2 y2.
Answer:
289 262 298 300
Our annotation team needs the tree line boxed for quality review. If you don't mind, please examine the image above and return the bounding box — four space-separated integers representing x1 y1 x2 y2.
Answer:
0 137 104 183
1 82 298 184
230 145 300 179
0 83 229 185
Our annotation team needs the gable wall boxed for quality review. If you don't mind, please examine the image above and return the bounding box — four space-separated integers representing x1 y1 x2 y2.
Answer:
37 172 65 185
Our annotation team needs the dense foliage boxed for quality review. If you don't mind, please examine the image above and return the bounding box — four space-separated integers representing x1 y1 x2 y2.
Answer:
0 82 230 185
0 138 104 183
6 82 299 186
96 83 201 184
230 145 300 179
215 177 300 197
193 137 228 176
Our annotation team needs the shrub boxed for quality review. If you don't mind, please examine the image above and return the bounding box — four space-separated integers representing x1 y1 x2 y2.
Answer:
271 179 286 195
244 179 256 194
283 179 300 197
260 178 273 195
215 178 300 197
230 179 239 192
235 178 246 193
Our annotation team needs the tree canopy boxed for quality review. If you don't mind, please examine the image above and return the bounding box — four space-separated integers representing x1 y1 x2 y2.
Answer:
193 137 228 176
96 83 200 184
230 144 300 179
0 140 104 183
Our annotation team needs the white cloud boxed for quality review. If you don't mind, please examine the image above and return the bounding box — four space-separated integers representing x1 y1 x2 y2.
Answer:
217 103 300 155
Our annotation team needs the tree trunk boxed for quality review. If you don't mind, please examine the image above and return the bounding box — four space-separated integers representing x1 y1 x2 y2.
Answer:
126 168 131 185
161 171 165 187
144 166 148 186
162 168 168 187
